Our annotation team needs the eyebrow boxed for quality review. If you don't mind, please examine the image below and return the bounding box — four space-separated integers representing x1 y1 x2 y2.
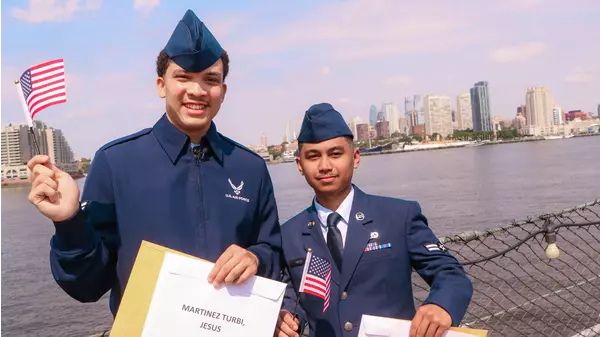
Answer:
304 146 345 154
204 71 222 78
171 69 222 77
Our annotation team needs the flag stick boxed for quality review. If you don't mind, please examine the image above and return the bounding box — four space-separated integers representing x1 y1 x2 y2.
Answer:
15 79 40 155
292 291 301 317
293 248 312 320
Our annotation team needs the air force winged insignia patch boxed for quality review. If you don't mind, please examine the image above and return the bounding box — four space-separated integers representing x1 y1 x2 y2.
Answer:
225 178 249 202
424 241 448 253
228 178 244 195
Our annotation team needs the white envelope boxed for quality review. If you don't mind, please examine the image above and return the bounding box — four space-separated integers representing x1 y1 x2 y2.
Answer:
140 251 286 337
358 314 481 337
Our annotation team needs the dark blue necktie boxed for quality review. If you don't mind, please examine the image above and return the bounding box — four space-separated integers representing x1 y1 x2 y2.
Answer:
327 212 344 271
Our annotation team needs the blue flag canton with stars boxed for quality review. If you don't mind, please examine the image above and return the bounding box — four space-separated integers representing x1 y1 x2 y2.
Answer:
19 70 33 100
308 255 331 278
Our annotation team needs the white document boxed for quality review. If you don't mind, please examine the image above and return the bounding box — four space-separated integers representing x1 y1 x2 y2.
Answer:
141 252 286 337
358 314 478 337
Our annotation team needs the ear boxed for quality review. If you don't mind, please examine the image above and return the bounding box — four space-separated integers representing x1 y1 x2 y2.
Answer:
220 83 228 103
353 148 360 169
296 156 304 176
156 77 166 98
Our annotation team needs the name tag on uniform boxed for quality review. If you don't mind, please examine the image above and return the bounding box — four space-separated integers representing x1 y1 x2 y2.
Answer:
364 242 392 252
289 258 305 268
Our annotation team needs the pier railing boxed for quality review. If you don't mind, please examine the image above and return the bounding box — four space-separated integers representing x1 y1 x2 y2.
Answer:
412 199 600 337
91 200 600 337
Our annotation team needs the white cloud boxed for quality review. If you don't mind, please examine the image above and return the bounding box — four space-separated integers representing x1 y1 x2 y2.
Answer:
564 66 596 83
232 0 477 61
11 0 101 23
490 42 547 63
133 0 159 14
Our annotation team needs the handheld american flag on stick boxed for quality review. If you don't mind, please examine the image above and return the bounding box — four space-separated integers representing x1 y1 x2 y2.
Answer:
14 58 67 154
299 249 332 313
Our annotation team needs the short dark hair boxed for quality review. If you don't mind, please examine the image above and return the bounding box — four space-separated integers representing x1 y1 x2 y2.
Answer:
297 136 354 154
155 49 230 81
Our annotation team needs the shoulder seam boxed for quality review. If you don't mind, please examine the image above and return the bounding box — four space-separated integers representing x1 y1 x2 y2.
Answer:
219 133 264 160
99 128 153 151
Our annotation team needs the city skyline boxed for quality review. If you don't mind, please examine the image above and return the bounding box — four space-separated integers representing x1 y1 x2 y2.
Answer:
1 0 599 158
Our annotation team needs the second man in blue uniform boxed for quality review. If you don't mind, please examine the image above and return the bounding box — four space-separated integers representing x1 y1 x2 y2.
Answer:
274 103 473 337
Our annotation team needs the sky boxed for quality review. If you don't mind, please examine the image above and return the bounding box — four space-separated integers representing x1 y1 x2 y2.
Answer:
1 0 599 158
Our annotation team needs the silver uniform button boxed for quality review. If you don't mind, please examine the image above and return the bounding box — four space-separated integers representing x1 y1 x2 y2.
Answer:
341 291 348 300
344 322 353 331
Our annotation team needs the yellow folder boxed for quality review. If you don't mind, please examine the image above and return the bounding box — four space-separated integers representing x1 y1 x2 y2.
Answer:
110 240 488 337
110 240 206 336
451 326 488 337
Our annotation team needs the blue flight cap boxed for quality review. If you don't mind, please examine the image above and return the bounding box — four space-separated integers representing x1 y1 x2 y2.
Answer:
164 9 223 73
297 103 354 143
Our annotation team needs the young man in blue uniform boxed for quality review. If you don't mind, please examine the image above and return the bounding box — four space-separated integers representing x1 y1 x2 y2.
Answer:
26 9 282 317
274 103 473 337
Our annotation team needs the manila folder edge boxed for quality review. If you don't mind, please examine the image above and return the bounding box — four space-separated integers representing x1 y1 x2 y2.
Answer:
110 240 213 336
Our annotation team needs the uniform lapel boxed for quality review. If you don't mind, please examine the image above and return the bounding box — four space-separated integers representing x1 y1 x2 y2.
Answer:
340 186 372 291
302 207 341 286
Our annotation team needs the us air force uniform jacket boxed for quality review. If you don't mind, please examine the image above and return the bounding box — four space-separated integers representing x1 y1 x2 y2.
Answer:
49 114 283 316
280 185 473 337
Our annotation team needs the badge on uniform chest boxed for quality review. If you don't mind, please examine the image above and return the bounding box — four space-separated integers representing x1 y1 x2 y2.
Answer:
364 242 392 252
224 178 250 203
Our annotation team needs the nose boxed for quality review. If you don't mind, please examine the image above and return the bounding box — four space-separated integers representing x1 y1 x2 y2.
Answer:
318 156 333 173
186 81 207 97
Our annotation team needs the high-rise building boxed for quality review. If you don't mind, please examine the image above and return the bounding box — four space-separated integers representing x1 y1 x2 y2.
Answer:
553 106 563 125
45 128 74 164
423 95 453 137
1 121 74 174
284 120 296 143
524 86 562 135
347 117 362 140
470 81 492 132
356 123 370 141
369 105 378 126
413 95 423 125
398 117 410 135
260 132 268 147
456 92 473 130
517 105 527 119
375 121 390 138
380 103 401 134
1 125 29 166
404 96 412 116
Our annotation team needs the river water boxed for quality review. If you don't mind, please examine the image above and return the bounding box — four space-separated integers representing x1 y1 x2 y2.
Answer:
2 136 598 336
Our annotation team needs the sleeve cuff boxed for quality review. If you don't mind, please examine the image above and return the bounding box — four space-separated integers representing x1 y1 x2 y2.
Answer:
52 206 95 251
247 244 269 277
422 297 462 327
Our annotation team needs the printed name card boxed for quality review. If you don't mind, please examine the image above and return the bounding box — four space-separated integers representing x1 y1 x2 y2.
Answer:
110 241 286 337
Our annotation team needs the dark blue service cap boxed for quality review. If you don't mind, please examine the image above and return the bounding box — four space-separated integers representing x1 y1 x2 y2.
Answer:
164 9 223 73
297 103 354 143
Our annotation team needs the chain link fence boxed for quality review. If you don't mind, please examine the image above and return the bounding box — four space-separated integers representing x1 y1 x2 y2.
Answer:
412 199 600 337
93 200 600 337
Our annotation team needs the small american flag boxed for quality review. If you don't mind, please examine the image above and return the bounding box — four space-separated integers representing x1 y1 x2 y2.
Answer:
19 58 67 120
299 250 332 313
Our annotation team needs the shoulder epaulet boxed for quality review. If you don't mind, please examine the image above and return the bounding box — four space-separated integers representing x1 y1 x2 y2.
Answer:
219 133 265 161
282 206 312 227
99 127 153 151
